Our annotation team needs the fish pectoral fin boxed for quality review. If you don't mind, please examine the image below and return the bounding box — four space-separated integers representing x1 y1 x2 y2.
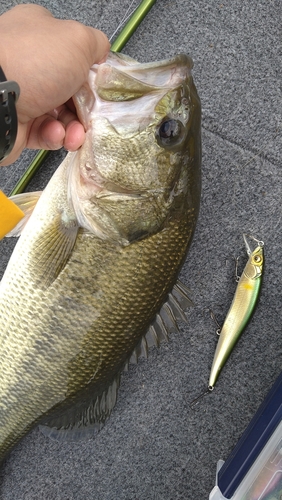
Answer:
6 191 43 237
32 216 79 287
39 375 121 442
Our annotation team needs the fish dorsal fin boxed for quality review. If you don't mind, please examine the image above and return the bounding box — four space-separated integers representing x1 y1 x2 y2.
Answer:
5 191 42 237
129 280 192 365
39 374 121 442
39 280 192 439
172 280 193 309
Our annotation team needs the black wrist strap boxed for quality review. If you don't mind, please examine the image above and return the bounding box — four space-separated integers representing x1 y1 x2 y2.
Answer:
0 66 20 162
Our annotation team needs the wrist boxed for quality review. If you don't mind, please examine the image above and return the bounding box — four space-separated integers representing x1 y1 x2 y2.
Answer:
0 66 20 163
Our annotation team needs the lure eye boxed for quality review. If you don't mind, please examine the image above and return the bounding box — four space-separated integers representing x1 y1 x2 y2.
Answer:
253 255 262 264
156 118 185 148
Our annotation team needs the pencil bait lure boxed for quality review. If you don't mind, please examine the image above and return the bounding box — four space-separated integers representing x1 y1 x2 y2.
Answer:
191 234 264 407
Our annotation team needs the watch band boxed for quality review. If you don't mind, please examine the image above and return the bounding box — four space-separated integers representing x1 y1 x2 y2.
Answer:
0 66 20 162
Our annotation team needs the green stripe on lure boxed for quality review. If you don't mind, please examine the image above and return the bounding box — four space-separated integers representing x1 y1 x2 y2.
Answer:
191 234 264 407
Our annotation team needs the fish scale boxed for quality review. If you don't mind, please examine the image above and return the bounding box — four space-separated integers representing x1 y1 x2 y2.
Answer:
0 215 192 458
0 52 201 461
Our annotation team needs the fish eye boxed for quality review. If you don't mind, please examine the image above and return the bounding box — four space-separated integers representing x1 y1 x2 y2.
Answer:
156 118 185 148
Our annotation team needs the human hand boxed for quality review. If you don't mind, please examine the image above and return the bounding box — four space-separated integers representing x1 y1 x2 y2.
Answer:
0 4 110 165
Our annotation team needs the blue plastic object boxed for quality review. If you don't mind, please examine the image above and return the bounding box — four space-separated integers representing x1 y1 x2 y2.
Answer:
210 371 282 499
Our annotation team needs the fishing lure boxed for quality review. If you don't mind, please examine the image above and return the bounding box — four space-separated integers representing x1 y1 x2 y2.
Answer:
191 234 264 406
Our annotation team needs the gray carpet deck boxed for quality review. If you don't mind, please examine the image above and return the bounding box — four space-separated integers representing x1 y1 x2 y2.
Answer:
0 1 281 498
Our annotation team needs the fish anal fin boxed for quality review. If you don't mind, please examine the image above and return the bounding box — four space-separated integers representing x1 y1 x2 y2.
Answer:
39 375 121 442
6 191 43 237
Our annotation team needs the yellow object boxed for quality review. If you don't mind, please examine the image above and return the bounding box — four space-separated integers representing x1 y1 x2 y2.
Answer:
0 191 24 239
208 237 264 389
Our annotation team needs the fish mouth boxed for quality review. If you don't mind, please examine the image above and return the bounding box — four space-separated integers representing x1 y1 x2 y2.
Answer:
106 51 193 76
94 52 193 98
74 52 193 128
69 50 197 242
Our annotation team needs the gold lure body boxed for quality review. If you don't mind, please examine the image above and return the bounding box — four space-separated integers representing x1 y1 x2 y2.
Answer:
208 235 264 389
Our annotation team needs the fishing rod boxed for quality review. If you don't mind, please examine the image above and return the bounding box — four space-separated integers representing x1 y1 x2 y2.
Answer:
10 0 157 196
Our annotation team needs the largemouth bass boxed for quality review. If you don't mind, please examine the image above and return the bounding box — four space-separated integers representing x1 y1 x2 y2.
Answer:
0 52 201 462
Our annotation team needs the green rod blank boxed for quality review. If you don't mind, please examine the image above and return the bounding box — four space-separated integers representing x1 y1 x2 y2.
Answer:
9 150 50 196
111 0 156 53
